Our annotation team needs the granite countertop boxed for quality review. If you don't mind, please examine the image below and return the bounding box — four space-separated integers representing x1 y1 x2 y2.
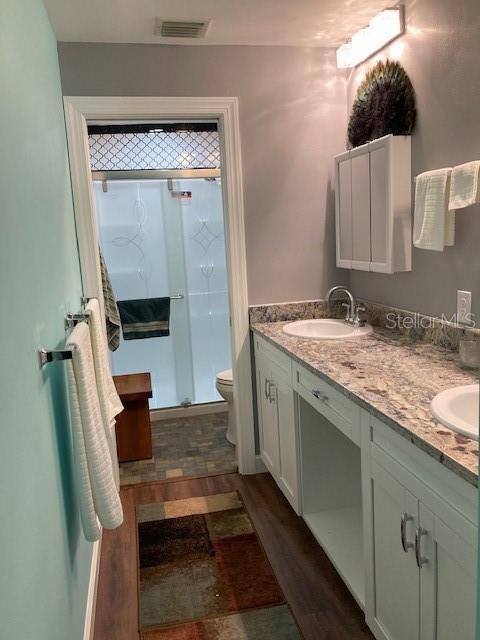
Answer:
251 321 479 486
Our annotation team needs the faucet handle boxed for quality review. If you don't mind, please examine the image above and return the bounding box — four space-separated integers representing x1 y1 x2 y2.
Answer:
353 304 366 327
341 302 352 321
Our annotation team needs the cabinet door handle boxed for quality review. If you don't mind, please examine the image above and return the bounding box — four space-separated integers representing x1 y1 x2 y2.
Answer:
415 527 428 568
312 389 328 402
265 378 273 402
400 513 414 552
269 382 276 403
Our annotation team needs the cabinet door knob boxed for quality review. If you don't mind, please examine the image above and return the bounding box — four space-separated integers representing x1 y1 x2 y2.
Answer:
400 513 414 552
312 389 328 402
415 527 428 568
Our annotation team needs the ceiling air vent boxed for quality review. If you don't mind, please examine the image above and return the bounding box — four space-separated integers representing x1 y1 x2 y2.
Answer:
155 18 211 39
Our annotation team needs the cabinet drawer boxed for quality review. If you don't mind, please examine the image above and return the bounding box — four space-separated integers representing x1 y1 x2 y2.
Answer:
294 363 354 441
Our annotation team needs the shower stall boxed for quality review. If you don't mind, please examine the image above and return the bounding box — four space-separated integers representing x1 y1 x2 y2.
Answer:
89 123 232 409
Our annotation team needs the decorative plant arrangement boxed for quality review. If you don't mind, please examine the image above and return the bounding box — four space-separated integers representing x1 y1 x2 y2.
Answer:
347 59 416 148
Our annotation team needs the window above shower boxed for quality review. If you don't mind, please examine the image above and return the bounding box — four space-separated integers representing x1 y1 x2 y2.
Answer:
88 122 221 171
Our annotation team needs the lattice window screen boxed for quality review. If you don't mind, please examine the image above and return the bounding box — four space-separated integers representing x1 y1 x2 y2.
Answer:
88 130 221 171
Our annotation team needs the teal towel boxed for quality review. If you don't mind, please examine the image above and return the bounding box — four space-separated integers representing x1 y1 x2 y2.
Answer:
117 297 170 340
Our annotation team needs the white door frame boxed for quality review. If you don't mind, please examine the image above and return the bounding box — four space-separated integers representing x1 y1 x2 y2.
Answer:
63 96 256 474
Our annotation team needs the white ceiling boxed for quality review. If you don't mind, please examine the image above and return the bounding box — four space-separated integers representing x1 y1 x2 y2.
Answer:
44 0 395 47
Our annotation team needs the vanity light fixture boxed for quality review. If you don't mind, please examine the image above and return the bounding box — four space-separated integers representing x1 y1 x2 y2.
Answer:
336 7 405 69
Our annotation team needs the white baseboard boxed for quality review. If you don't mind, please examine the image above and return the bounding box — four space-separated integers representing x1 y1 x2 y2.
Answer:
150 401 227 423
255 455 267 474
83 533 102 640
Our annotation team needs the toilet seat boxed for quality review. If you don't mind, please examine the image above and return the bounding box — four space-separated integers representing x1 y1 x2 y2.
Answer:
216 369 233 386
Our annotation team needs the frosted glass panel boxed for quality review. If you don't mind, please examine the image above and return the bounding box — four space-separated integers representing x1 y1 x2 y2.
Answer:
93 177 231 409
178 178 232 404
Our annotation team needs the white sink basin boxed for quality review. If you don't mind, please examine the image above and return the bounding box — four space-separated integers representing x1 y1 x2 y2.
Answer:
431 385 479 440
283 319 373 340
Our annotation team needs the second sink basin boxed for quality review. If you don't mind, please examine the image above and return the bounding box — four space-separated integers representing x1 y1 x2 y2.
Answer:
431 385 479 440
283 319 373 340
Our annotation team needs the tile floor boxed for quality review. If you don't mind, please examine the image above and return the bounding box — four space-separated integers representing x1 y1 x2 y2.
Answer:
119 411 237 486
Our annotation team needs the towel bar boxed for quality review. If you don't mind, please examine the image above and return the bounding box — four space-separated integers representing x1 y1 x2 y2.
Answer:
39 348 73 367
65 312 90 331
39 309 89 368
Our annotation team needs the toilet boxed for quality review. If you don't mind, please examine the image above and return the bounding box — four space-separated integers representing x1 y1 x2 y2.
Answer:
215 369 236 445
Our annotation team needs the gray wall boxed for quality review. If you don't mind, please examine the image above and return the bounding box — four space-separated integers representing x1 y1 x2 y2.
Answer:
57 43 348 305
347 0 480 318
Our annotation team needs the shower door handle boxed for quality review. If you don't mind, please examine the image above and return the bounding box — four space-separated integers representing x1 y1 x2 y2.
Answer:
170 294 184 300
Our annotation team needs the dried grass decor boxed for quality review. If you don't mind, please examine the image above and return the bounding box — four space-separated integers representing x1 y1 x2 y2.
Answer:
348 59 416 148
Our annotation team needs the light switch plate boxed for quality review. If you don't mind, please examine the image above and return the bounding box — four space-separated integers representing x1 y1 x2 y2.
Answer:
457 290 472 325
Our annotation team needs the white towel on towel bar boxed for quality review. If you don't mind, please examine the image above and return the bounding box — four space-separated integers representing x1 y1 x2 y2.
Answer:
86 298 123 489
448 161 480 210
66 359 101 542
67 322 123 537
413 168 455 251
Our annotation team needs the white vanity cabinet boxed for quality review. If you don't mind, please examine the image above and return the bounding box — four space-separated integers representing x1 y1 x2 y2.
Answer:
363 414 477 640
334 134 412 273
254 335 299 513
252 334 477 640
420 503 477 640
255 354 280 474
368 460 421 640
295 362 365 606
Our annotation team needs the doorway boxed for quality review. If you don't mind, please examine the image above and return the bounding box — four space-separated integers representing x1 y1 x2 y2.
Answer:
88 120 237 483
64 96 256 476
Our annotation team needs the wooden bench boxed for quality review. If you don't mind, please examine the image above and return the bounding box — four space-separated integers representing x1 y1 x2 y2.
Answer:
113 372 153 462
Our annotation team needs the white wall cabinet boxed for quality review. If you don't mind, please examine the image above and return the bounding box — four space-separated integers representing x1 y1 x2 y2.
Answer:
351 144 372 269
254 336 299 513
334 134 412 273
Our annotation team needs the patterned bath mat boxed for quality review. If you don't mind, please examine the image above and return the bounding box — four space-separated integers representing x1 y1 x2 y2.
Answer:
137 491 303 638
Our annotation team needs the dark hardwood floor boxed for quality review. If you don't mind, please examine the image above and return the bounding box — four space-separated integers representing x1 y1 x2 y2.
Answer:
93 472 374 640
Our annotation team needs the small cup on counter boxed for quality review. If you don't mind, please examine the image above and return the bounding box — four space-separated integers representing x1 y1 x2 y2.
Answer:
458 338 480 370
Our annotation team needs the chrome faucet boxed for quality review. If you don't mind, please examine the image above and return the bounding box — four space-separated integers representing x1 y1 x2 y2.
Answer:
325 286 366 327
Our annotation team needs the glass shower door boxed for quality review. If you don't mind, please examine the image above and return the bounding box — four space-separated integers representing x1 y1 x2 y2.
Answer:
93 176 231 409
159 182 194 407
167 177 232 404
